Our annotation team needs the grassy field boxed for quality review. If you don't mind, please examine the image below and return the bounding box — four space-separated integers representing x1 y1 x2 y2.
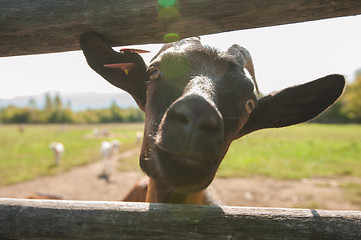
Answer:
0 123 360 185
218 124 361 179
0 123 143 185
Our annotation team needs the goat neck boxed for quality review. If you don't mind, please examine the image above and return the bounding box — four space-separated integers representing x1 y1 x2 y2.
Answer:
146 177 208 204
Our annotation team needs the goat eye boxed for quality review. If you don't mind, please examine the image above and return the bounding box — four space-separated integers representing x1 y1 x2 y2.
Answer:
148 67 161 80
245 99 256 114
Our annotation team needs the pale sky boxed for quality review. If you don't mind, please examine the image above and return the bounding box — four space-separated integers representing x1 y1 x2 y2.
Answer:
0 15 360 99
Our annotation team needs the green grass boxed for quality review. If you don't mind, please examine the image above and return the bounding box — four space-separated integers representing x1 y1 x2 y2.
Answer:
218 124 361 179
0 123 143 185
1 123 360 185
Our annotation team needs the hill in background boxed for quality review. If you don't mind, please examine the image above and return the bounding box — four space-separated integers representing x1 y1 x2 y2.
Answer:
0 91 137 111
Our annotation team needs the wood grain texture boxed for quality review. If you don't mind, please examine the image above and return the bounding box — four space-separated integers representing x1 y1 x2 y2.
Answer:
0 0 361 57
0 198 360 239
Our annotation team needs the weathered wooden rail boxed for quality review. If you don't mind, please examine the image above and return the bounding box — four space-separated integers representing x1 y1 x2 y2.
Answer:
1 0 361 57
0 198 360 239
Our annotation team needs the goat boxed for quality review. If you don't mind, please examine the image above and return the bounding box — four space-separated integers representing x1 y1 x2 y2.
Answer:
80 32 345 204
99 139 121 182
110 139 121 153
50 142 64 166
93 128 100 138
135 131 143 144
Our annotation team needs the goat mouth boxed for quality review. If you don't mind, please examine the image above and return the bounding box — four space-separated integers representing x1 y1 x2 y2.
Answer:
153 146 218 191
161 150 206 167
156 145 216 167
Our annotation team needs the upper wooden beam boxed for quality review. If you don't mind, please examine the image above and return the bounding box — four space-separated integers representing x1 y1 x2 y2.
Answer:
1 0 361 57
1 198 361 239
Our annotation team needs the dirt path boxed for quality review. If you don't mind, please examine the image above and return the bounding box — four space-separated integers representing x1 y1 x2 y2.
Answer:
212 176 360 210
0 150 360 211
0 149 143 201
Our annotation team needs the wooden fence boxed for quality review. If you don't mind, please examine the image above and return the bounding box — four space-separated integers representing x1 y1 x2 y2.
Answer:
1 198 360 239
1 0 361 57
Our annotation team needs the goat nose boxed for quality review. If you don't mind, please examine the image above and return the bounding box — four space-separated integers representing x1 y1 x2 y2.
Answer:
168 96 222 133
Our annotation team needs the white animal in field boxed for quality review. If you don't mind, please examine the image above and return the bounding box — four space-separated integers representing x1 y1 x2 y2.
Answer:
135 131 143 144
101 128 110 137
110 139 121 153
93 128 111 138
93 128 99 138
99 140 122 181
50 142 65 165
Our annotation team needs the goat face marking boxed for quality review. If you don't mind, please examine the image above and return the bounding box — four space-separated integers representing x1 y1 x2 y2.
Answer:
81 32 345 202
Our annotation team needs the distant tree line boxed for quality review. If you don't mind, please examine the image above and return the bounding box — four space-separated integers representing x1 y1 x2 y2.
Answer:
0 94 144 124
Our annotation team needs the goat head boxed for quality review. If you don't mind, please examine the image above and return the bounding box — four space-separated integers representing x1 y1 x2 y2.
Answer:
81 32 345 202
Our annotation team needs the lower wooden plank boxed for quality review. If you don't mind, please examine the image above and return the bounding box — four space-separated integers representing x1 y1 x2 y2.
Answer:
0 198 360 239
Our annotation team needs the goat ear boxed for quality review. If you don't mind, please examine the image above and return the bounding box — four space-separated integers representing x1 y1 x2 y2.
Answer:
238 74 345 137
80 32 148 111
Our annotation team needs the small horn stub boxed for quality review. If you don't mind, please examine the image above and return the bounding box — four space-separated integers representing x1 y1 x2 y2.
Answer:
103 63 135 75
238 47 259 94
227 45 260 94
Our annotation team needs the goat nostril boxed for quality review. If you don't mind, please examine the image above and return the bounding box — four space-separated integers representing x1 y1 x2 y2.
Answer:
170 109 189 125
